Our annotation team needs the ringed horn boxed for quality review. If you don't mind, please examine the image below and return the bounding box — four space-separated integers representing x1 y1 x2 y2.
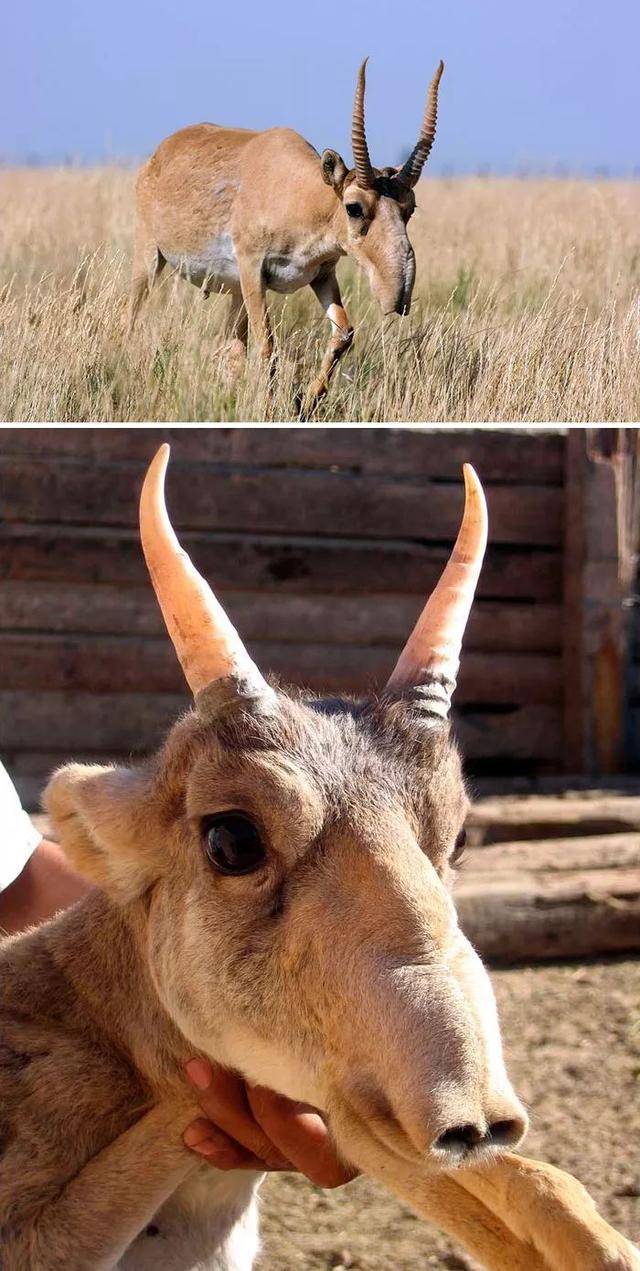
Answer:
351 57 444 192
386 463 488 712
351 58 375 189
139 444 273 700
396 59 445 189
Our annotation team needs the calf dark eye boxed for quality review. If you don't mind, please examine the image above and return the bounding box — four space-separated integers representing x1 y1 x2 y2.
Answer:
451 828 467 868
202 813 266 876
346 201 365 219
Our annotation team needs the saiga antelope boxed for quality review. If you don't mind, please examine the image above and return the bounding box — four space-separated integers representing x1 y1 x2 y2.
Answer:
1 451 638 1271
129 60 443 416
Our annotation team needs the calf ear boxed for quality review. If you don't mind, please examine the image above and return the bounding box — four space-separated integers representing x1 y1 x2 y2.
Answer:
321 149 348 192
44 762 163 903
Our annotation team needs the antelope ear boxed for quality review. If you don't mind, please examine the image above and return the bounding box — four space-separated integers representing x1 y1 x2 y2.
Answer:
44 762 162 903
321 149 348 192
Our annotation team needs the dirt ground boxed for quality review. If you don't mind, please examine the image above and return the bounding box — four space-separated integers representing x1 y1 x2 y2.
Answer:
257 957 640 1270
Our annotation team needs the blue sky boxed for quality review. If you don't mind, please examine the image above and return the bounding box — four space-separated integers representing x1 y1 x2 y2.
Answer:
3 0 639 172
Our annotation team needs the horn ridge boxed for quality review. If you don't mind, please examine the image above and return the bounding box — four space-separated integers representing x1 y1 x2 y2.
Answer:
352 57 375 189
397 58 444 189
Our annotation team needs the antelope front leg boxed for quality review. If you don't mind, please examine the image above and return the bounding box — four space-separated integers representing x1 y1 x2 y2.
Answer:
300 270 354 419
458 1153 640 1271
382 1151 640 1271
334 1103 639 1271
5 1098 200 1271
363 1147 639 1270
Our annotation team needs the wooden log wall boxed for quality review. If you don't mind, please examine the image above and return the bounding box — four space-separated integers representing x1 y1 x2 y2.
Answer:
0 426 631 809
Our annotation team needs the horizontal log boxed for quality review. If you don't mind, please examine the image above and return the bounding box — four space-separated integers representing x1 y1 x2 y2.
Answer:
457 867 640 962
0 525 563 600
0 633 562 703
0 427 565 484
0 693 561 763
0 457 563 545
0 582 563 654
462 833 640 874
468 793 640 845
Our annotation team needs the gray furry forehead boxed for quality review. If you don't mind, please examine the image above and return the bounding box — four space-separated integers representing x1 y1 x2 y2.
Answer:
197 680 454 762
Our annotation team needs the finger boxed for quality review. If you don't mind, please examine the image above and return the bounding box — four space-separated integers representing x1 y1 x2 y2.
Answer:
184 1060 292 1170
183 1118 269 1171
247 1087 359 1188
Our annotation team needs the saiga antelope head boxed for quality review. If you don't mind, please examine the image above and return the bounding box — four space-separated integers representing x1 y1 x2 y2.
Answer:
47 448 527 1179
322 59 444 315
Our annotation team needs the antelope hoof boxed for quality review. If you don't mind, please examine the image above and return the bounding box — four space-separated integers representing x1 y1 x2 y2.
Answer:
298 381 325 421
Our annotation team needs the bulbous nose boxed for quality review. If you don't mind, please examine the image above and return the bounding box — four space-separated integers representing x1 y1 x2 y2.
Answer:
435 1112 527 1160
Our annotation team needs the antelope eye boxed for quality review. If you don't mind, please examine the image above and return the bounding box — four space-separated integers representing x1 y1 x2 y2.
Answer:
346 201 365 219
451 828 467 867
203 813 266 876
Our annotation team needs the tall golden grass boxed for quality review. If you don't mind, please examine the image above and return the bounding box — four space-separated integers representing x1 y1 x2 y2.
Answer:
1 167 638 421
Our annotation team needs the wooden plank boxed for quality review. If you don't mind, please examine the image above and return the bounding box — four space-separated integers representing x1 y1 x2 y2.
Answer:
0 693 561 762
0 525 563 600
456 867 640 962
0 427 565 484
0 632 562 703
562 429 586 770
562 430 632 773
0 691 187 753
455 706 563 763
0 581 562 653
468 793 640 845
0 457 563 545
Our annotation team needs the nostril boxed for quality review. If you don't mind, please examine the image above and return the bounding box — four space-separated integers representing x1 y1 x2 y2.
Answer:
435 1122 486 1152
487 1117 526 1147
435 1113 526 1156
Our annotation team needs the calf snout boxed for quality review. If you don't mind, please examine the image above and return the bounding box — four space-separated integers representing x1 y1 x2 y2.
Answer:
434 1106 528 1163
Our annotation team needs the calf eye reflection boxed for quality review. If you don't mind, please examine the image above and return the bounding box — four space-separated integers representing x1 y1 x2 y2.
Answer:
202 813 266 876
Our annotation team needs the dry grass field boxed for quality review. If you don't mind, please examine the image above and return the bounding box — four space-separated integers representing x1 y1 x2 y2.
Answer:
1 168 639 422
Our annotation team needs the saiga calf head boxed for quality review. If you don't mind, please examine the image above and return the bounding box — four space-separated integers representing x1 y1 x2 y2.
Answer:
46 448 527 1177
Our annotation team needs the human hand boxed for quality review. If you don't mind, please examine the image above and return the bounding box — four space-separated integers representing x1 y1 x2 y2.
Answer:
183 1058 358 1188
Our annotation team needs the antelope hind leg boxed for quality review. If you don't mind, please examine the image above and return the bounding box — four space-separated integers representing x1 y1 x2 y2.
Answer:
222 292 249 387
127 234 166 336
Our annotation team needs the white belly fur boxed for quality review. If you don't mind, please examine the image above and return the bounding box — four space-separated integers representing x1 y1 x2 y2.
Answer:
117 1166 262 1271
164 234 240 292
262 248 321 293
164 235 330 296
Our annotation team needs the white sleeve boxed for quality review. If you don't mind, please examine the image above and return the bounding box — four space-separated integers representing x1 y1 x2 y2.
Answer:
0 760 42 891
